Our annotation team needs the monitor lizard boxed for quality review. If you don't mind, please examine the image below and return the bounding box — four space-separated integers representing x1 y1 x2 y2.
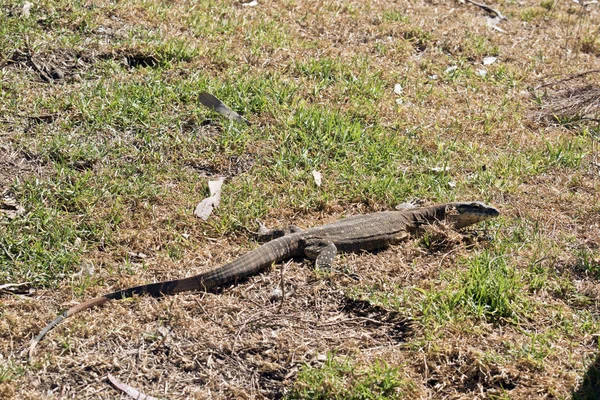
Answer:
29 201 499 357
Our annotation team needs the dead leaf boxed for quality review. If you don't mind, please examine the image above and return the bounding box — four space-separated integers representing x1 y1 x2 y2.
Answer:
198 92 250 125
483 56 497 65
429 166 450 173
127 252 148 260
0 195 25 219
393 83 403 95
0 282 33 296
73 261 95 277
194 177 226 220
21 1 32 17
311 170 322 187
465 0 508 21
107 374 161 400
207 178 225 196
444 65 458 74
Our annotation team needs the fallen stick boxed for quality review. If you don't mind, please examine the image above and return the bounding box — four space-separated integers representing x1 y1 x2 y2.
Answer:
535 69 600 90
108 374 161 400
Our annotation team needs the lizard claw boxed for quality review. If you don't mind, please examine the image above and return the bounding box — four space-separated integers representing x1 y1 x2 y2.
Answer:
395 198 423 210
255 220 271 235
244 219 270 236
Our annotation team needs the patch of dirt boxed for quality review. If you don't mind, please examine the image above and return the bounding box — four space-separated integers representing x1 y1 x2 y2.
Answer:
7 46 170 85
8 48 85 83
423 347 519 396
0 142 48 190
531 71 600 126
185 153 256 178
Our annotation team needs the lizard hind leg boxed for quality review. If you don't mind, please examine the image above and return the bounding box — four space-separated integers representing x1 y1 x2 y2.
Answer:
304 239 338 270
253 222 303 242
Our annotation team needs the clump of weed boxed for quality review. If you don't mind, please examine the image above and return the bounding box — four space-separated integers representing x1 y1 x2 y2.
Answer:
421 250 527 324
452 251 524 321
289 355 410 399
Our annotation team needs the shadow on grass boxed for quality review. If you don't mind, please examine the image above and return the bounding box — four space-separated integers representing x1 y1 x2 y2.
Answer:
574 353 600 400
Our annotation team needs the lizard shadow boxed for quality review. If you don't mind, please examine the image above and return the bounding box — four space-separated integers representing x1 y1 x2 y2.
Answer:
341 297 413 342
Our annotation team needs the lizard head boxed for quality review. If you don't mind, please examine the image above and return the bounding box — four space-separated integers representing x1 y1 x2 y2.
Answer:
444 201 500 229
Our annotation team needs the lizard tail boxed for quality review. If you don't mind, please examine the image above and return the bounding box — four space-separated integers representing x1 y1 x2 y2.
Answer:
27 234 300 359
28 296 111 360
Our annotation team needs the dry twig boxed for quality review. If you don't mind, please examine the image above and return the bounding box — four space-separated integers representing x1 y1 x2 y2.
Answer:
536 69 600 90
107 374 161 400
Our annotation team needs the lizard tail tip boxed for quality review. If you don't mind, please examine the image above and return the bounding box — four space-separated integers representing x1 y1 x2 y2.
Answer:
28 314 65 360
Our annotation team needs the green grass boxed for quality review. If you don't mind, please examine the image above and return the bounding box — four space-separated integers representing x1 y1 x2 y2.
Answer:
1 178 99 287
573 249 600 279
452 251 525 321
415 247 528 326
288 355 411 399
0 361 24 384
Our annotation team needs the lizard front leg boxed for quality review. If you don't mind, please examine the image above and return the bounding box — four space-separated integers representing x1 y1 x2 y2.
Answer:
304 239 338 270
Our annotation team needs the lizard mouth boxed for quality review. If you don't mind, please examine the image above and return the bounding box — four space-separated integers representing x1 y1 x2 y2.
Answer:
446 203 500 229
